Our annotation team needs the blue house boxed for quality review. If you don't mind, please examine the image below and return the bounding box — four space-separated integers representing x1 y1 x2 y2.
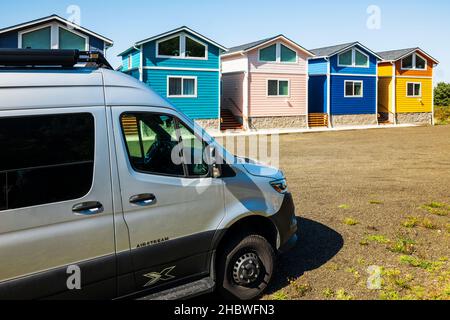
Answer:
118 26 227 130
0 15 113 53
308 42 382 127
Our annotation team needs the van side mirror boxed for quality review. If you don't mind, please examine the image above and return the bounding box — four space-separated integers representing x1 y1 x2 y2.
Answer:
209 147 221 179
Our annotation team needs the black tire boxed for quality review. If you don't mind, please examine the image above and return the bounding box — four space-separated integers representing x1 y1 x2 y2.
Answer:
216 234 275 300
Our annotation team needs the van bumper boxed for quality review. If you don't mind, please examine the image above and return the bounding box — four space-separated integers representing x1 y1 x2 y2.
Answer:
270 193 298 253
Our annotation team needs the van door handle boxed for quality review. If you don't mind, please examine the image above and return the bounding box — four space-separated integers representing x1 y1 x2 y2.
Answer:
72 201 104 215
129 193 157 206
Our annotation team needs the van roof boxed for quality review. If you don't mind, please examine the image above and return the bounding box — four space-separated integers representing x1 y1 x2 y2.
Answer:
0 68 172 111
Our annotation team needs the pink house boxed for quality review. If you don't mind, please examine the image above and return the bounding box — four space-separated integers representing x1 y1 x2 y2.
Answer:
221 35 314 130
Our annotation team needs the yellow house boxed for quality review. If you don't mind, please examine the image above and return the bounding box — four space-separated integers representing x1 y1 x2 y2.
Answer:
377 48 439 125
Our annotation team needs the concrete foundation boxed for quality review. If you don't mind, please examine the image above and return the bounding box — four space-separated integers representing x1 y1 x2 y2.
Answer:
248 116 307 129
396 113 432 125
194 119 220 130
331 114 378 127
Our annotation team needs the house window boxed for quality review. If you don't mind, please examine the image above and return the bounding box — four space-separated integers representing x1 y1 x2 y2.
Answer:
158 36 181 57
185 37 206 58
21 26 51 49
401 53 427 70
338 48 369 67
260 44 277 62
157 34 207 59
407 82 422 97
268 79 290 97
259 43 297 63
59 28 87 51
344 81 363 97
168 76 197 97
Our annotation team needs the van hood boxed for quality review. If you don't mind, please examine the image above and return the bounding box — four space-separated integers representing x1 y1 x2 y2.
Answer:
237 157 284 180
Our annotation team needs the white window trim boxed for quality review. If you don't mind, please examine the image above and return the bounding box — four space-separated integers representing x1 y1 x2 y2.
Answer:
344 80 364 98
18 22 89 50
258 42 298 64
127 53 132 70
156 33 208 60
406 82 422 98
338 48 370 68
167 76 198 98
401 53 427 71
267 79 290 97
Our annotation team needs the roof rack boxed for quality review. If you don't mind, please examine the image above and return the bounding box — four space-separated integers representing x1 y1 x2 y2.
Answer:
0 49 113 69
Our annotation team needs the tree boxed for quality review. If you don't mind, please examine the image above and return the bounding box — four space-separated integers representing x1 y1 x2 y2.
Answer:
434 82 450 106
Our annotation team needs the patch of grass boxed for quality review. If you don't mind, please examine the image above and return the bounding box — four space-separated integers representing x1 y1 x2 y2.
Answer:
271 291 289 300
379 290 401 300
366 235 390 244
345 267 360 279
388 238 416 255
369 200 383 205
338 204 350 209
435 106 450 125
402 217 419 228
421 202 450 216
399 255 444 272
288 280 312 297
343 217 359 226
359 239 369 246
326 262 340 271
446 223 450 234
336 289 353 300
421 218 437 230
323 288 335 298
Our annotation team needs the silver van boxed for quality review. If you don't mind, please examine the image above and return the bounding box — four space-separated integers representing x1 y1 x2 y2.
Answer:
0 50 297 300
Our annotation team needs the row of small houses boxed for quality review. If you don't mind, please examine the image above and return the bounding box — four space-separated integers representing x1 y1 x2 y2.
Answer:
0 15 439 131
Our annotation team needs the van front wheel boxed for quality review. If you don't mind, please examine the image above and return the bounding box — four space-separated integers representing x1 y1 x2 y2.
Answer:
217 234 275 300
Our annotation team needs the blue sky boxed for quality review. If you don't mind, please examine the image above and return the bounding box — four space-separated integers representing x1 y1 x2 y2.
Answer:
1 0 448 82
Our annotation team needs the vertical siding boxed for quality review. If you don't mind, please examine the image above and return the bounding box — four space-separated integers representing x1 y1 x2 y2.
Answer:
396 78 432 113
330 46 378 75
248 72 307 117
142 31 220 70
308 75 327 113
378 77 392 113
89 37 105 53
308 58 328 75
222 72 244 116
247 39 309 74
143 69 219 119
0 31 18 48
330 75 377 115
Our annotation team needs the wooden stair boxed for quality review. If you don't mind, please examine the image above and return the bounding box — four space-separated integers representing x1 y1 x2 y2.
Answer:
220 109 243 131
308 113 328 127
121 115 139 135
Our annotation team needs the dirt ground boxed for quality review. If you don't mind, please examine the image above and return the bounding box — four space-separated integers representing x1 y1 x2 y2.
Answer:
259 125 450 300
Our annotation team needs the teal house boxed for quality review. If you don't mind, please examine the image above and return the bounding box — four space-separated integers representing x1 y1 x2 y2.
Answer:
118 26 227 129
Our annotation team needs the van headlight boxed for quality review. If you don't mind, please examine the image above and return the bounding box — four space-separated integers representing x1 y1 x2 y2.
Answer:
270 179 288 194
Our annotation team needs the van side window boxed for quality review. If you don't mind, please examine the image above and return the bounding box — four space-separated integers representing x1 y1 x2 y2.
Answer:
121 113 185 177
0 113 95 211
177 122 210 177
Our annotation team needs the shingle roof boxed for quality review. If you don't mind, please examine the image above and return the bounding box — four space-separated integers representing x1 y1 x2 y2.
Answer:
377 48 418 61
310 42 358 57
226 36 280 54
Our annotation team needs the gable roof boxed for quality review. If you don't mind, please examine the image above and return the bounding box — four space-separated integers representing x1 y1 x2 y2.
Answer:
135 26 227 51
0 14 113 46
310 42 382 60
223 35 314 57
377 47 439 64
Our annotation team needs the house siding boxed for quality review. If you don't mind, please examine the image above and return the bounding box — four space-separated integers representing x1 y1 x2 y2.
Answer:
143 69 219 119
142 31 220 70
248 72 307 117
330 46 378 75
308 58 328 75
308 75 328 113
378 77 393 113
396 77 433 113
221 54 248 73
247 39 309 74
330 75 377 115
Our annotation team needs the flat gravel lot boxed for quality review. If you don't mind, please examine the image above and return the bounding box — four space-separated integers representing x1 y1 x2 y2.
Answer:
263 125 450 300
